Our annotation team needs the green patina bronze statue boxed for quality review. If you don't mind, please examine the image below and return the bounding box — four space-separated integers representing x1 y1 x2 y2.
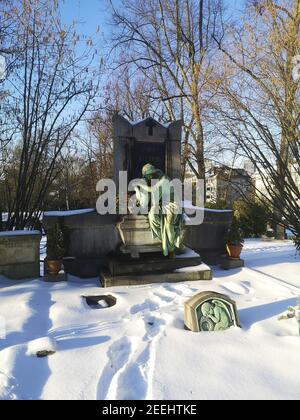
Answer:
185 291 240 332
199 300 234 332
133 163 184 257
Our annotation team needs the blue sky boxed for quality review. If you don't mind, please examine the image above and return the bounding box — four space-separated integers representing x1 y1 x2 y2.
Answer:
60 0 114 39
58 0 246 139
60 0 245 42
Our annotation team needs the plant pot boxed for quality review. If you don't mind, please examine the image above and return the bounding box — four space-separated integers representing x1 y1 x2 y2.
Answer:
46 259 62 275
226 244 243 260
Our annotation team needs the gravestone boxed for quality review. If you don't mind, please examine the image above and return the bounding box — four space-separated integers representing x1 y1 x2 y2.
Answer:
184 291 240 332
100 114 213 287
102 248 212 287
114 114 183 259
113 114 182 186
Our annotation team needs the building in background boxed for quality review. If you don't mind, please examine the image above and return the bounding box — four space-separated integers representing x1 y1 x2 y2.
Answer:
253 163 300 205
252 171 271 200
206 166 253 204
243 159 256 176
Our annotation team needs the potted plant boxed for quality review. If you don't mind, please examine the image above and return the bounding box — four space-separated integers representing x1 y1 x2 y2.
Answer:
46 223 65 275
225 211 245 260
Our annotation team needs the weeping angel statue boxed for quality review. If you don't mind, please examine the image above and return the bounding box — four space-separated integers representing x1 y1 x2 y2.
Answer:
132 163 184 258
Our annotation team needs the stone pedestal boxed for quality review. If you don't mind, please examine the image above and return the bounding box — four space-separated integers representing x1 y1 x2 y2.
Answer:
42 273 66 283
117 214 162 258
0 231 41 280
220 256 245 270
101 248 212 287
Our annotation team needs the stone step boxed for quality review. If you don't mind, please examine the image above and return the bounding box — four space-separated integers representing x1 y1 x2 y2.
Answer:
120 244 162 258
109 255 202 276
101 264 212 287
119 225 152 232
119 230 161 247
119 220 150 229
122 214 148 220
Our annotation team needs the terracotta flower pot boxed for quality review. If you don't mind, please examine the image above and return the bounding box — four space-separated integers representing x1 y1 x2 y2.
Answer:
226 244 243 260
46 259 62 275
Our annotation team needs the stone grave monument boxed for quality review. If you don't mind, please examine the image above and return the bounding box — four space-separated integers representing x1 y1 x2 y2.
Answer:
184 291 240 332
0 231 41 279
101 114 212 287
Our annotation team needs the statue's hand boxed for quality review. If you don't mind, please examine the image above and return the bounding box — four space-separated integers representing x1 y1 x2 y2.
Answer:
130 179 142 189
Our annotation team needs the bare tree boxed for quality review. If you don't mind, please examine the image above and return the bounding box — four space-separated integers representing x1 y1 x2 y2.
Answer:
0 2 21 229
110 0 225 182
1 0 100 230
214 0 300 242
84 71 159 181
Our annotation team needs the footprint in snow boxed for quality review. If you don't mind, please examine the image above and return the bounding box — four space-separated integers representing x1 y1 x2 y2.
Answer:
113 314 169 400
153 291 174 303
107 337 132 372
96 336 133 400
99 301 171 400
221 281 252 296
130 299 160 315
143 315 166 340
113 346 150 400
162 283 191 296
0 371 18 400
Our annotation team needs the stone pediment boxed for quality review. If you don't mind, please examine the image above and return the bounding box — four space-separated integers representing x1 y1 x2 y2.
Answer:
112 114 182 142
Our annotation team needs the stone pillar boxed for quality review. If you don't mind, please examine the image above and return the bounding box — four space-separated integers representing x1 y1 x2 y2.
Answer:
166 120 182 180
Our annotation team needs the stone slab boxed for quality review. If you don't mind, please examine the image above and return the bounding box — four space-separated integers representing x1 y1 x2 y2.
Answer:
119 219 150 229
43 212 121 259
0 234 41 263
220 257 244 270
109 248 202 276
120 244 162 258
184 210 232 265
101 263 212 287
0 262 40 280
119 229 161 246
0 232 41 280
124 214 150 220
63 257 107 279
42 273 66 283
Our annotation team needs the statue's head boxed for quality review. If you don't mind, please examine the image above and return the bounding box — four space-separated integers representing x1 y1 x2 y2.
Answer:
201 302 213 316
142 163 163 181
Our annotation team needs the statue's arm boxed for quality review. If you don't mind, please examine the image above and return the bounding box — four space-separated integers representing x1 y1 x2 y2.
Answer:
131 180 152 192
139 183 152 192
208 314 219 323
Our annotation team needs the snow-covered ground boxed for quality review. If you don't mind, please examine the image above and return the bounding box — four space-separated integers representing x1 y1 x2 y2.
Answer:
0 239 299 400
